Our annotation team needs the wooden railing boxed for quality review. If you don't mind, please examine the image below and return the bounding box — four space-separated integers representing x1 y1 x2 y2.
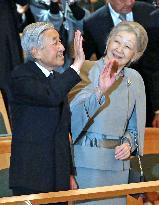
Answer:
144 128 159 154
0 137 11 170
0 181 159 205
0 92 11 135
0 137 11 155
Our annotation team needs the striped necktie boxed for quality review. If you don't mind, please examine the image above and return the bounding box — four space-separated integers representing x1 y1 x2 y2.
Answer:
119 13 127 21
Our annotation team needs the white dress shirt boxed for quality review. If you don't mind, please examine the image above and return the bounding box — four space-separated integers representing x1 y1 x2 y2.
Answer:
35 61 80 77
108 3 134 26
35 62 53 77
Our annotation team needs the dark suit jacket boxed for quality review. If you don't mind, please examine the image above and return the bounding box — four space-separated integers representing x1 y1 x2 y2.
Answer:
83 1 155 59
148 9 159 112
83 1 159 126
9 61 81 192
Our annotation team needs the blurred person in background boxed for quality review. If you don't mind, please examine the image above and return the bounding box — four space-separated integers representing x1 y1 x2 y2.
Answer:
29 0 90 71
137 0 159 7
148 7 159 127
16 3 35 33
0 0 28 111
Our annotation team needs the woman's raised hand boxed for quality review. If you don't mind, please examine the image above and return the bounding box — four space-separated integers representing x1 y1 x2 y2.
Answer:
99 60 118 93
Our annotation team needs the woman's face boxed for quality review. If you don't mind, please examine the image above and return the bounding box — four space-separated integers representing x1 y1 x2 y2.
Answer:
35 29 65 71
105 30 138 69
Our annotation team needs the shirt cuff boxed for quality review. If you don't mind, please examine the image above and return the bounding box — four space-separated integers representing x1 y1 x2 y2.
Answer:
95 87 105 105
122 131 137 153
155 110 159 114
70 65 80 75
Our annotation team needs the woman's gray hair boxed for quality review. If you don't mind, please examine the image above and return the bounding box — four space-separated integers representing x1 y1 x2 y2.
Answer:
106 21 148 62
21 22 54 62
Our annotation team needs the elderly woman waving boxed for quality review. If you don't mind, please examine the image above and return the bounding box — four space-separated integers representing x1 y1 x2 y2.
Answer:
70 21 148 205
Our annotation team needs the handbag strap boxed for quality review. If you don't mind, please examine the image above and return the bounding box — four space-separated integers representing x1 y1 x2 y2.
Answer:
73 103 94 144
134 134 144 179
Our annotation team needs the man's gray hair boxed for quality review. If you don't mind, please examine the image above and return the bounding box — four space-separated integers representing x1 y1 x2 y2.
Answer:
21 22 54 62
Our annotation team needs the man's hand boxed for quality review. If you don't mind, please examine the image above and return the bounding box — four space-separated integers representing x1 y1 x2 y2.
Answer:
68 0 78 5
51 0 59 2
152 113 159 127
72 30 85 71
16 4 28 14
70 175 78 190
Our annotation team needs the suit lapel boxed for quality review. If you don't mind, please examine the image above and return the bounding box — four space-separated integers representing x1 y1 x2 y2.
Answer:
96 5 114 56
132 3 142 23
28 61 48 79
132 2 153 26
100 5 114 35
103 5 114 27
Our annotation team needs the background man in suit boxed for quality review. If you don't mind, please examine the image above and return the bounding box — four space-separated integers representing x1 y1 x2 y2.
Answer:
29 0 90 72
149 8 159 127
138 0 159 7
0 0 28 114
9 22 85 204
83 0 159 127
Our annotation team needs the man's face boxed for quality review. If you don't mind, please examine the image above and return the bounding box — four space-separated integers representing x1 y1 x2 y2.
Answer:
36 29 65 71
156 0 159 7
109 0 135 14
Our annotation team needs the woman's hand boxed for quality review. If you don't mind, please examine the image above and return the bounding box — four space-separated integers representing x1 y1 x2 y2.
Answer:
70 175 78 190
69 0 78 5
99 60 117 93
115 143 131 160
17 4 29 14
152 113 159 127
51 0 59 3
72 30 85 71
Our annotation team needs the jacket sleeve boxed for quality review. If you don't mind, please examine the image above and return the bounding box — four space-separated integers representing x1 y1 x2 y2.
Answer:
11 68 81 107
127 69 146 155
152 70 159 112
70 85 105 143
122 105 138 153
15 0 28 5
83 20 97 59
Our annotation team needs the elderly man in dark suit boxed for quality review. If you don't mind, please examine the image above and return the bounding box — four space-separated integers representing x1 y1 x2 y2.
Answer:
9 22 84 204
83 0 159 127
